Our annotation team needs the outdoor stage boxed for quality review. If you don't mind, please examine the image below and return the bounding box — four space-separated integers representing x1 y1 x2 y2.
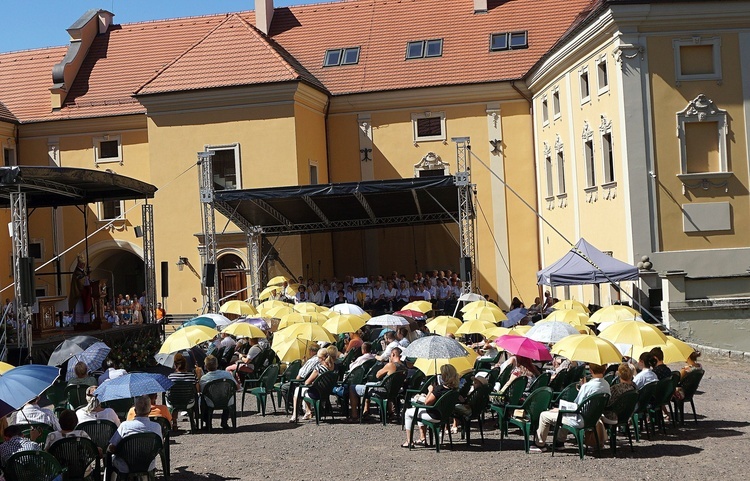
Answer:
9 323 162 366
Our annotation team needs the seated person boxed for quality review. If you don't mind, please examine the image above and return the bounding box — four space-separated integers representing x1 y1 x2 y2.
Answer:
226 337 264 380
396 327 410 349
633 352 659 389
0 424 40 468
344 330 364 354
199 355 239 430
602 363 636 423
279 345 321 411
68 361 98 387
402 364 459 447
532 362 610 452
126 393 172 423
98 362 127 385
376 331 399 362
550 355 577 381
452 375 488 434
108 396 162 475
497 355 539 393
12 397 60 431
349 347 406 421
290 349 335 422
649 347 673 380
44 409 91 451
76 386 121 426
348 342 376 372
680 351 702 379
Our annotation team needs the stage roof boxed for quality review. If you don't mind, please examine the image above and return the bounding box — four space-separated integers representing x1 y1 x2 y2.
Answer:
214 176 462 236
0 166 156 208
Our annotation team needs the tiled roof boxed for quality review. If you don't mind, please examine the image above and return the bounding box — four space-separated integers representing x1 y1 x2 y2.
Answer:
0 101 17 123
0 0 592 123
267 0 594 95
136 14 324 95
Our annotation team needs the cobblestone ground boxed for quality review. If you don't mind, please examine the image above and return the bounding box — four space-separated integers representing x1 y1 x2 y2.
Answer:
164 355 749 480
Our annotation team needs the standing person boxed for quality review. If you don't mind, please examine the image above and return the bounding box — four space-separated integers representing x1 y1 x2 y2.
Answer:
68 256 92 325
155 303 166 323
131 295 142 325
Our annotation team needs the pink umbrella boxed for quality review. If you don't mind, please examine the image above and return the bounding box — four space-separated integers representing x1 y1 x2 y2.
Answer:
394 309 426 320
495 334 552 362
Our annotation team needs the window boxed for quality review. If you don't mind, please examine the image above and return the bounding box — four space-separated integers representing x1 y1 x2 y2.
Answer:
541 96 549 125
579 67 590 103
3 147 16 166
490 31 528 51
93 135 121 164
309 161 318 185
406 39 442 59
323 47 360 67
98 200 124 221
552 88 561 119
602 132 615 183
206 143 242 190
673 37 721 82
596 56 609 93
545 154 554 198
584 139 595 187
411 111 446 143
557 151 566 194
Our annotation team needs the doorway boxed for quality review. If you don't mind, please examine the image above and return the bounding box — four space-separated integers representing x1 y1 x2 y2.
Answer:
218 254 246 302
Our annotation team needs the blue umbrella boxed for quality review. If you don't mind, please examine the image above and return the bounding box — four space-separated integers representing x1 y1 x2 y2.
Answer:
65 341 110 381
502 308 529 328
94 373 173 403
0 365 60 418
179 317 217 329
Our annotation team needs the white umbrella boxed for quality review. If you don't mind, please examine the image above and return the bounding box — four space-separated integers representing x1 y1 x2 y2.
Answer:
366 314 409 327
201 313 232 328
331 303 366 316
525 321 579 344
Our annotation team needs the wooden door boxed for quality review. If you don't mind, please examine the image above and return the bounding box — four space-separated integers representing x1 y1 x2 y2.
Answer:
220 269 246 302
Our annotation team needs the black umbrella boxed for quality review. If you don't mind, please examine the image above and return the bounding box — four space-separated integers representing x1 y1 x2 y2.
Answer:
48 335 101 366
154 346 207 370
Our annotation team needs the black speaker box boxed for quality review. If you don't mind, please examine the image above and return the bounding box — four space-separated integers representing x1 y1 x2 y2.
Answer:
202 263 216 288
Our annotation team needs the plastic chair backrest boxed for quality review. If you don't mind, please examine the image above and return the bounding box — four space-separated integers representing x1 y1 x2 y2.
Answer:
679 369 704 401
44 381 68 407
408 370 426 392
76 419 118 451
342 365 366 387
576 392 611 429
365 361 383 382
504 375 528 406
496 366 512 391
149 416 172 440
166 381 197 410
652 376 677 406
486 368 501 388
548 371 568 392
101 397 134 420
19 423 53 445
523 387 554 423
528 372 551 391
4 449 64 481
65 384 89 409
282 360 302 382
566 364 586 385
380 372 407 401
47 436 99 479
432 389 461 420
203 379 236 409
635 381 657 411
467 383 491 417
260 364 280 392
609 389 639 424
309 370 338 398
114 432 163 474
556 383 579 405
340 349 357 371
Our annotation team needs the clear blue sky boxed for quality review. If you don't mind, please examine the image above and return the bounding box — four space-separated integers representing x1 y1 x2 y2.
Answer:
1 0 314 53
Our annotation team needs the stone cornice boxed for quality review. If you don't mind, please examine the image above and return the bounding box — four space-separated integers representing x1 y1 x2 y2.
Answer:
19 114 147 139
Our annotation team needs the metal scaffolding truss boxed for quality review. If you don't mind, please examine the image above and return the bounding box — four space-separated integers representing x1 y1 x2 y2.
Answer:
453 137 477 294
198 151 218 312
9 191 29 358
141 203 156 323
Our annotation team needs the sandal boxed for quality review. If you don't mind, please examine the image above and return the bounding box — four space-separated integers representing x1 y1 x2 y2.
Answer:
413 438 427 447
400 442 412 448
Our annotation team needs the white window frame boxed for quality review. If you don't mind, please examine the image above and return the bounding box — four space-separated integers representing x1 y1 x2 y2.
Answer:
673 36 722 83
596 55 609 95
579 66 590 105
309 160 319 185
600 125 615 185
676 94 729 178
555 135 566 195
205 143 242 190
582 121 596 188
97 200 125 221
552 86 561 120
93 135 122 165
541 95 549 126
411 111 446 143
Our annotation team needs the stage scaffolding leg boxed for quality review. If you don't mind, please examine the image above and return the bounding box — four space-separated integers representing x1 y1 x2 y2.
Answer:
247 231 261 303
453 137 477 295
10 191 30 360
198 151 218 312
142 203 156 323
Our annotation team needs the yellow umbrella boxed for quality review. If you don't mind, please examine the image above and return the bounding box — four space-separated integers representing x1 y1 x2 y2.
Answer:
414 356 475 376
508 325 532 336
589 305 640 324
286 284 301 297
460 300 503 313
258 286 282 301
463 307 507 323
456 319 496 336
272 337 308 362
426 316 462 336
256 300 292 311
551 334 622 364
327 310 371 321
159 325 218 354
278 312 328 329
293 302 326 313
0 362 14 374
263 306 295 319
631 336 694 364
267 275 289 286
276 323 335 344
402 300 433 313
598 321 667 349
459 343 479 362
482 326 511 340
219 300 257 316
551 299 590 314
322 314 367 334
542 309 593 326
222 322 266 339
